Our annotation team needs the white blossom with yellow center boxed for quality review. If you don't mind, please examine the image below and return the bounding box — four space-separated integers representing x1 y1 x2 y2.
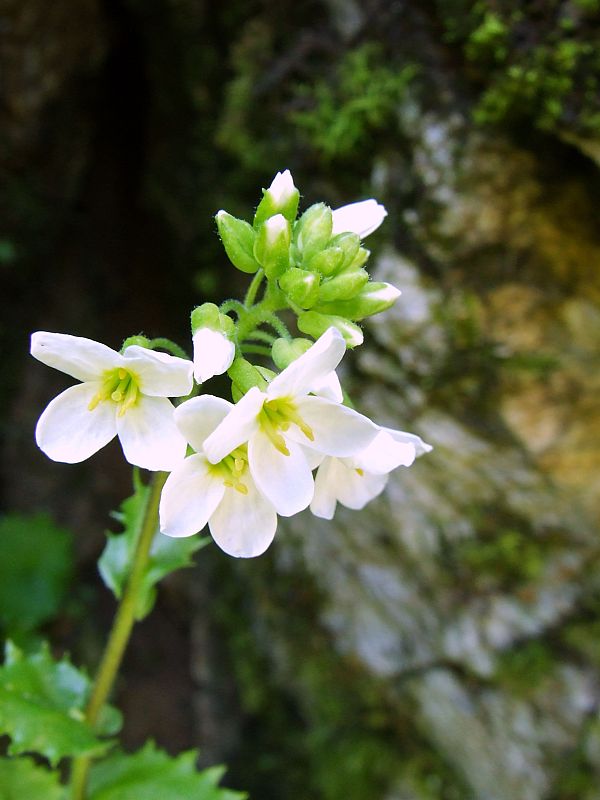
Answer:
202 328 379 518
31 332 193 471
159 396 277 558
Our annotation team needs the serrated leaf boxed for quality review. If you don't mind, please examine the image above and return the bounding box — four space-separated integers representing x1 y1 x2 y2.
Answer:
0 756 66 799
0 642 117 765
0 513 74 637
99 472 209 620
88 742 247 800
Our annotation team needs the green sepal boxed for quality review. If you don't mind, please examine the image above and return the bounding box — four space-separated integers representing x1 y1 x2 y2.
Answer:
294 203 332 261
253 215 291 280
99 472 208 621
279 268 321 308
318 269 369 303
271 338 312 370
316 281 401 320
0 642 119 766
253 173 299 227
216 212 260 274
305 246 344 277
191 303 235 337
0 757 66 799
228 357 268 395
298 311 363 347
88 742 246 800
329 232 361 270
121 335 151 352
338 246 369 273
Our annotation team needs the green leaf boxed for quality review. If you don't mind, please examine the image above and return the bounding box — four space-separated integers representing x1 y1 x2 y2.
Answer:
0 513 74 637
0 756 66 799
88 742 247 800
99 472 209 620
0 642 117 765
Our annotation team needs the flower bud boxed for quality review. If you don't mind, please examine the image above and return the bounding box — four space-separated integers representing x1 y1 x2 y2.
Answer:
253 214 291 280
305 246 344 277
216 210 260 274
331 199 387 239
191 303 236 383
294 203 333 261
279 268 321 309
298 311 363 348
317 269 369 303
329 232 361 270
316 282 401 320
228 357 268 394
254 170 300 227
271 337 312 370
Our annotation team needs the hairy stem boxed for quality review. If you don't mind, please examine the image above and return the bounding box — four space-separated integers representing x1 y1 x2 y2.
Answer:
69 471 167 800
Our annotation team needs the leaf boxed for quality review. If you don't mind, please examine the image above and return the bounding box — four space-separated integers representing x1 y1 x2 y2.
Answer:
88 742 247 800
0 756 66 799
0 513 74 637
99 472 209 620
0 642 118 765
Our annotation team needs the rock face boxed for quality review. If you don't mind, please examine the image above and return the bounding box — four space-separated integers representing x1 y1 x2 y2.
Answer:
3 1 600 798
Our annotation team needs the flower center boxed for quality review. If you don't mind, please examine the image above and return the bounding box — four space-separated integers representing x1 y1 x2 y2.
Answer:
88 368 140 416
258 397 314 456
212 446 249 494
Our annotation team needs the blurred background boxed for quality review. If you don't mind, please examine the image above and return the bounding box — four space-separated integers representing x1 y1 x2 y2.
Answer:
2 1 600 797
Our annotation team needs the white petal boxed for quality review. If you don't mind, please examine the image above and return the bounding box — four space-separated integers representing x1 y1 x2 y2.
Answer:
310 457 339 519
267 169 296 205
303 445 326 470
121 346 193 398
267 328 346 399
209 478 277 558
193 329 235 383
117 395 187 471
174 395 232 453
331 199 387 238
248 430 314 516
290 396 377 457
159 454 225 537
334 464 388 510
35 382 117 463
310 370 343 403
383 426 433 457
203 387 264 464
352 430 416 474
31 332 118 382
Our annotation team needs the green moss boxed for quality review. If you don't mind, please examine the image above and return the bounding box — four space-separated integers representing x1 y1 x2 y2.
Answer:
495 640 556 694
290 44 417 162
456 528 544 588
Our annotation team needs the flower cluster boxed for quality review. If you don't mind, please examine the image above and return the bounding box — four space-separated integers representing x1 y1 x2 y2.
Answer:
31 170 431 557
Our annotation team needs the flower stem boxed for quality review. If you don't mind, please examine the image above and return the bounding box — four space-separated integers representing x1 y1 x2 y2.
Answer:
243 268 265 307
69 470 168 800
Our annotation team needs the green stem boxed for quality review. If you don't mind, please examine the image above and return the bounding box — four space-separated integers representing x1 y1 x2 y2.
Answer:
148 338 189 360
69 471 168 800
243 268 265 307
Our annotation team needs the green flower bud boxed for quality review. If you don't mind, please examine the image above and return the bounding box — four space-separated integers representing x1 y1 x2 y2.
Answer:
228 357 267 395
338 246 370 273
298 311 363 348
121 334 151 351
317 269 369 303
216 210 260 274
316 282 401 320
190 302 235 336
329 232 361 270
253 214 291 280
305 246 344 277
254 170 300 227
271 337 312 370
294 203 333 261
279 267 321 309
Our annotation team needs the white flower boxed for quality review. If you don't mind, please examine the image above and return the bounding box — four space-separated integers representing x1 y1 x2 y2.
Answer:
159 396 277 558
331 199 387 238
310 427 432 519
203 328 378 517
31 332 193 471
192 327 235 383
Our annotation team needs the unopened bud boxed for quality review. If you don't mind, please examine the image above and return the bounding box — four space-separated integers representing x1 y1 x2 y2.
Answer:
298 311 364 348
294 203 333 261
253 214 291 280
216 210 260 274
305 246 344 277
191 304 236 383
317 269 369 303
228 357 268 394
317 282 401 320
279 268 321 309
254 170 300 226
271 337 312 370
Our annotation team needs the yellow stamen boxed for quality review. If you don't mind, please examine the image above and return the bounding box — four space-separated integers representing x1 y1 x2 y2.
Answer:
355 468 364 477
88 367 140 415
